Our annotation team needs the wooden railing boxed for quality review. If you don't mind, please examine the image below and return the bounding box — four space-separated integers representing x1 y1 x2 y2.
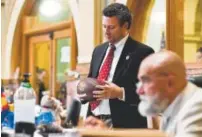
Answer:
186 63 202 77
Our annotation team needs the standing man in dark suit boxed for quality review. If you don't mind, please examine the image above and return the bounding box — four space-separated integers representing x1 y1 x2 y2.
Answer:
79 3 154 128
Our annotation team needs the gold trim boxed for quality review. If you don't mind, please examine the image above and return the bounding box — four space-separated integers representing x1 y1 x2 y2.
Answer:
142 0 155 43
94 0 104 46
24 20 71 36
184 35 202 43
166 0 184 59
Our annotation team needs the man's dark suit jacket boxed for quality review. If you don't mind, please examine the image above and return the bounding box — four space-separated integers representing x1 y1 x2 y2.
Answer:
87 36 154 128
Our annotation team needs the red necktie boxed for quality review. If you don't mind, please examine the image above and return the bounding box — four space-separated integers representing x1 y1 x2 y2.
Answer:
90 45 116 111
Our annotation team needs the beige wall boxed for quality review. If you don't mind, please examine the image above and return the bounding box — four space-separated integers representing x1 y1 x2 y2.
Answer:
145 0 166 52
184 0 198 35
77 0 95 63
184 0 202 62
116 0 127 4
69 0 97 64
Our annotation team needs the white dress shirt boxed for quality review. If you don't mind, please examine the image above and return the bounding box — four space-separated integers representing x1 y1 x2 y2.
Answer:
92 34 129 116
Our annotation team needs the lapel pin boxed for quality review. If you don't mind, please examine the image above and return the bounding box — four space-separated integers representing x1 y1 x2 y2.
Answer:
126 55 130 60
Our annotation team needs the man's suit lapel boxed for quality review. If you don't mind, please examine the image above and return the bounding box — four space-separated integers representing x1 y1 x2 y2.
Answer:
113 37 135 82
94 44 108 77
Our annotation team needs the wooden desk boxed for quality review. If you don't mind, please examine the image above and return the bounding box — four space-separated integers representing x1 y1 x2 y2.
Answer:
79 128 167 137
1 128 167 137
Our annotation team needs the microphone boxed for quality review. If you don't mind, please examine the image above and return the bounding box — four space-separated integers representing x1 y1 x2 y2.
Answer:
15 122 36 137
63 98 81 128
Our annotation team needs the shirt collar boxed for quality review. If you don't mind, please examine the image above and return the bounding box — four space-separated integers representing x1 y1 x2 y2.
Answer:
109 34 129 49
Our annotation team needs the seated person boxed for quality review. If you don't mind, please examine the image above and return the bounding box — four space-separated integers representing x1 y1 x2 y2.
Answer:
188 76 202 88
58 70 80 107
84 51 202 137
196 47 202 63
36 68 47 104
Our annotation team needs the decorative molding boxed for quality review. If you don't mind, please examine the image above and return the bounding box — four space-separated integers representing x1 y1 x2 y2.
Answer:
94 0 104 46
129 0 155 42
166 0 184 59
184 35 202 43
3 0 26 79
186 63 202 77
24 20 71 36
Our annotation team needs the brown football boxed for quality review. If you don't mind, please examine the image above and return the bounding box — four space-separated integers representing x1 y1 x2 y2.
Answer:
77 78 104 101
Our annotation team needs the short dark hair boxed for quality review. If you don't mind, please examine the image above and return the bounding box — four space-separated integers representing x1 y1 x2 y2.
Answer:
36 67 45 74
103 3 132 29
197 47 202 53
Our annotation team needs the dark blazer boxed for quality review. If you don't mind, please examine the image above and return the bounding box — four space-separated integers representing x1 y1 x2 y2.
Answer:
87 36 154 128
37 80 46 105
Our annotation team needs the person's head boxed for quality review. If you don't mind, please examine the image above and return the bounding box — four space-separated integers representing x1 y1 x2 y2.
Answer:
37 68 46 81
136 51 187 117
196 47 202 63
64 69 80 81
102 3 132 44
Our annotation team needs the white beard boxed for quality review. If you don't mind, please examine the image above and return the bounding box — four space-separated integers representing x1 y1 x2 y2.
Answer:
138 94 169 117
